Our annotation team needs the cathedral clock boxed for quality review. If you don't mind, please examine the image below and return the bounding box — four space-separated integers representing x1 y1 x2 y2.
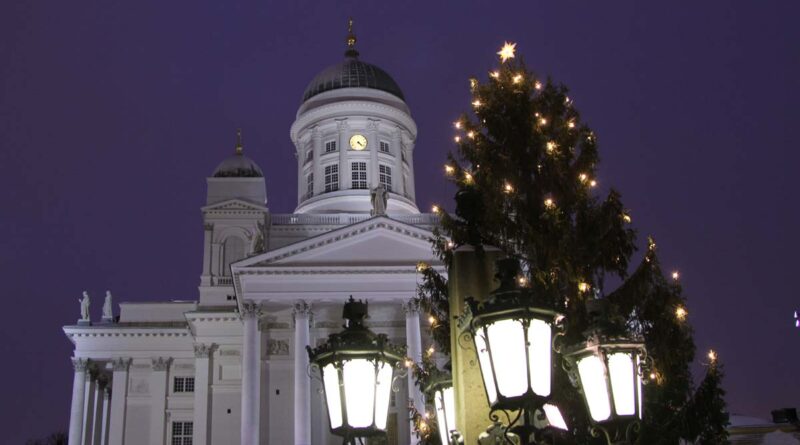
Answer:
349 134 368 150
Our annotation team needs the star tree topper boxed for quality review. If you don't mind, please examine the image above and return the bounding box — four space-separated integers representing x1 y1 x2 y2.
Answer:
497 41 517 62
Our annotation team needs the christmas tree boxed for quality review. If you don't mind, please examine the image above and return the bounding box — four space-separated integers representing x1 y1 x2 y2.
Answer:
412 42 729 444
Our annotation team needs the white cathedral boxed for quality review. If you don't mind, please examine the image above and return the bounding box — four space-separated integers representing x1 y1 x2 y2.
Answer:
63 27 443 445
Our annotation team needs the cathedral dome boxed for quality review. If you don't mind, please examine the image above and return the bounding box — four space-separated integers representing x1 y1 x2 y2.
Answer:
212 130 264 178
301 20 404 102
302 57 405 102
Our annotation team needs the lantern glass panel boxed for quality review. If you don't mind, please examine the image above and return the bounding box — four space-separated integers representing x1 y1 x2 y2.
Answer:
608 352 636 416
433 386 456 445
487 319 528 397
374 362 393 429
578 355 611 421
323 363 343 428
474 331 498 404
636 354 643 419
343 359 376 427
527 319 552 396
543 403 568 431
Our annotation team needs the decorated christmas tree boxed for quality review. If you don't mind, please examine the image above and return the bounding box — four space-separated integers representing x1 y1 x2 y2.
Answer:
411 42 729 445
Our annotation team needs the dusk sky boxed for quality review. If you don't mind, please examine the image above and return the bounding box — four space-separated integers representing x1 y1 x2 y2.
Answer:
1 1 798 441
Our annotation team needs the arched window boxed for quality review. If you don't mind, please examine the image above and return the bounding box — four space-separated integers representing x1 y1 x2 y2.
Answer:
222 237 245 276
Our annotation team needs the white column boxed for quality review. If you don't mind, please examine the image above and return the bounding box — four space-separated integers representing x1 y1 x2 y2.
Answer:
240 301 262 445
149 357 171 445
92 376 108 445
108 358 130 445
201 223 213 286
193 344 215 445
100 385 111 445
403 300 425 414
293 301 312 445
68 358 89 445
211 243 222 278
312 127 323 195
368 120 380 189
392 127 404 195
403 135 416 202
337 120 349 190
83 369 98 444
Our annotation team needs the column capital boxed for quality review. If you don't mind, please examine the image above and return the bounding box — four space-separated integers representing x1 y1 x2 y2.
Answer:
401 298 420 315
292 300 313 327
241 300 262 319
151 357 172 371
336 118 349 130
367 119 380 131
194 343 216 358
204 223 214 231
111 357 131 372
71 357 90 372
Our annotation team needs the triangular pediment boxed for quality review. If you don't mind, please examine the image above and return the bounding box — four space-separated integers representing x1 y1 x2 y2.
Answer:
201 198 268 213
233 216 438 268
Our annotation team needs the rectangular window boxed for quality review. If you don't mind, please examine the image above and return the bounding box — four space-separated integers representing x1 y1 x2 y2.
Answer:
325 140 337 153
379 141 390 153
172 421 193 445
379 165 392 192
174 377 195 393
306 173 314 198
324 164 339 192
351 162 368 189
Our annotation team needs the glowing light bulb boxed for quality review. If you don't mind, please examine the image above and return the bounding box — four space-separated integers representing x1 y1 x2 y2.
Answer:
504 183 514 193
427 346 435 356
467 131 475 139
444 165 455 175
490 71 500 79
544 198 555 209
472 99 482 108
546 141 557 153
568 121 576 129
589 180 597 188
454 136 461 143
623 214 632 223
447 240 454 249
497 41 517 62
708 350 717 363
579 173 588 182
469 78 478 89
672 271 680 280
535 81 543 90
539 117 548 126
512 73 523 83
431 205 440 214
464 172 473 183
416 262 428 272
518 276 528 286
578 282 590 293
404 359 413 368
454 121 462 129
675 306 687 320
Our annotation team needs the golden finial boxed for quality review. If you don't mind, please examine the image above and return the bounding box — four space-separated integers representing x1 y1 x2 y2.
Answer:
345 17 359 58
235 128 243 155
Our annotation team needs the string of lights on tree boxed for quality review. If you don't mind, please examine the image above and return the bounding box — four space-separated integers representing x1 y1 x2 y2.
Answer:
405 41 729 445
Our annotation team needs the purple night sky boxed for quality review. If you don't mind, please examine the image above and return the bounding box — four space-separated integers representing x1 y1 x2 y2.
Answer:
1 1 798 441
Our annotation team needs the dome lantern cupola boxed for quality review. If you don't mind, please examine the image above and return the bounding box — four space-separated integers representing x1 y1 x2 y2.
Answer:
212 129 264 178
207 129 267 207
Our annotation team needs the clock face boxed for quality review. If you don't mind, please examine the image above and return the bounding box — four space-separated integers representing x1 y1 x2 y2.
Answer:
349 134 368 151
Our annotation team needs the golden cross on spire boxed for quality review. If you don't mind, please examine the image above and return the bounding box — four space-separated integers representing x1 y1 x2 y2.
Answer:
235 128 243 155
345 17 359 58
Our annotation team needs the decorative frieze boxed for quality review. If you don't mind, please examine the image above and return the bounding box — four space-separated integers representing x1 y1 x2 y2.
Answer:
266 339 290 356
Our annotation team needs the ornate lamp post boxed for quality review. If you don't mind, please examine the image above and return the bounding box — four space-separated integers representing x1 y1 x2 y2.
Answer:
307 296 407 445
563 300 647 445
461 258 563 444
423 366 457 445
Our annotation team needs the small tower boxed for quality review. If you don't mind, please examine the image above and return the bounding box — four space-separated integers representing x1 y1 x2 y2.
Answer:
290 20 419 215
199 130 268 306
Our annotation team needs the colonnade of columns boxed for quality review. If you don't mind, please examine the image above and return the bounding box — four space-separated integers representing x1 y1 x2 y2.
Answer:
238 297 424 445
68 358 115 445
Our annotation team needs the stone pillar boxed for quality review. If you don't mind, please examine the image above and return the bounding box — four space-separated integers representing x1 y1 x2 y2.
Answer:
293 301 312 445
83 368 98 444
240 300 262 445
337 119 349 190
150 357 171 445
68 358 89 445
392 127 404 195
402 300 425 414
108 358 130 445
100 385 111 445
92 375 108 445
211 243 222 278
193 344 215 445
368 120 380 189
201 223 213 286
449 249 501 443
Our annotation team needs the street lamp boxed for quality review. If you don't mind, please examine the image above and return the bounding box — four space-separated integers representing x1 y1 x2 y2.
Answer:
424 367 457 445
563 300 647 445
462 258 563 444
307 296 407 445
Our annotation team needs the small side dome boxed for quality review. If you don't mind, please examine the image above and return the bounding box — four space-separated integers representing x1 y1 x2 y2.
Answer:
212 130 264 178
